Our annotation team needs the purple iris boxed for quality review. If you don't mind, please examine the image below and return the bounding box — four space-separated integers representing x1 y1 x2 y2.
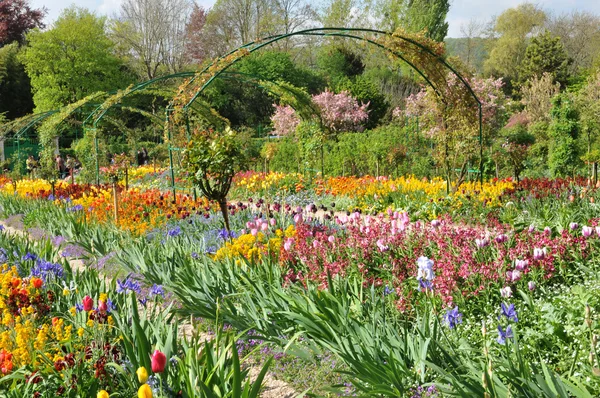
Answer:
116 275 142 294
497 325 513 344
444 306 463 329
149 284 165 298
500 302 518 323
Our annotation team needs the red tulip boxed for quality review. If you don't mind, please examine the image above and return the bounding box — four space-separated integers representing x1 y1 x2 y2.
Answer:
151 350 167 373
82 296 94 312
98 300 108 313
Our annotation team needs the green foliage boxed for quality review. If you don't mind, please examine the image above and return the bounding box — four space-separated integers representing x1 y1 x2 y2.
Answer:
204 51 324 129
0 43 33 119
399 0 450 42
19 6 132 112
485 3 547 91
548 94 581 177
72 133 102 183
519 31 571 88
183 128 247 230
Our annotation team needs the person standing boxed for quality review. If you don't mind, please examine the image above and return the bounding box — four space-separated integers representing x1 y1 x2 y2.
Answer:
26 155 36 178
56 155 66 179
66 155 76 183
142 147 149 165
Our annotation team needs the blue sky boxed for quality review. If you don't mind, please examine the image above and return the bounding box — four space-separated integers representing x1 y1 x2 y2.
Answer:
30 0 600 38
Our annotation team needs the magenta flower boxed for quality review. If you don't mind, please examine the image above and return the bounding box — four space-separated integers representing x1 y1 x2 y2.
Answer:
495 234 508 243
533 247 547 261
514 259 529 271
528 281 536 291
475 237 490 248
431 219 441 228
582 226 593 237
544 226 552 236
506 270 522 282
569 222 579 230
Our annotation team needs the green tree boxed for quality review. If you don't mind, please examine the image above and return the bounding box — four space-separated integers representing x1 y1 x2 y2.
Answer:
400 0 449 42
548 94 580 177
183 128 246 232
519 31 571 88
485 3 546 90
0 43 33 119
19 7 131 112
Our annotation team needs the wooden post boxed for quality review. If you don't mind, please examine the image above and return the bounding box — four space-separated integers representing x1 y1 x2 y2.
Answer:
112 182 119 224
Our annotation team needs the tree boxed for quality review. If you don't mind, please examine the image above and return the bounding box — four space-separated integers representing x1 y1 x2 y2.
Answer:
0 0 45 46
577 71 600 183
112 0 194 80
184 4 208 65
456 19 486 72
399 0 450 42
398 74 508 188
202 0 277 57
548 94 580 177
546 11 600 74
19 7 131 112
373 0 449 41
485 3 547 89
519 30 571 88
520 72 560 124
183 128 246 232
0 42 33 119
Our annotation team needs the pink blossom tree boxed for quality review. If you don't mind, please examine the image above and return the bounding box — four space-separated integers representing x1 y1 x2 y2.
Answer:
270 90 369 137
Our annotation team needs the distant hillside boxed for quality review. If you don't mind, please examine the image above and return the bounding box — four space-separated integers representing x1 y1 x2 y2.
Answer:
445 37 490 75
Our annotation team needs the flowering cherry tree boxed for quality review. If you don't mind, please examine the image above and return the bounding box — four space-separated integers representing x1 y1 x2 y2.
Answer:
270 90 369 137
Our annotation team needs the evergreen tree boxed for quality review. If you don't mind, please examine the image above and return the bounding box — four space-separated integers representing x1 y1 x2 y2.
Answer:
519 31 571 88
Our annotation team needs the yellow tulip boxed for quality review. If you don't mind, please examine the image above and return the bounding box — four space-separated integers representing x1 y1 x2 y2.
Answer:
97 390 109 398
138 384 153 398
136 366 149 384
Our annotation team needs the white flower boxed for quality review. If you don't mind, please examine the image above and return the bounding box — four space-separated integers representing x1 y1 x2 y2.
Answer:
500 286 512 298
417 256 434 281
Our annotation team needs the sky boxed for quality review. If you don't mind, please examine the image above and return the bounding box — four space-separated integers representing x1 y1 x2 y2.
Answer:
30 0 600 38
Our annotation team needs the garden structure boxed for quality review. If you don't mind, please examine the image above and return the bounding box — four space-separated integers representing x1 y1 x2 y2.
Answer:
0 28 483 195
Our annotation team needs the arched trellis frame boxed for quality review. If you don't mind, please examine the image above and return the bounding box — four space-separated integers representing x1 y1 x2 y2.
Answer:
168 27 484 194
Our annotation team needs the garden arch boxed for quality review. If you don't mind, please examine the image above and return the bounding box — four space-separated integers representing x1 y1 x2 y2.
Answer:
168 27 484 193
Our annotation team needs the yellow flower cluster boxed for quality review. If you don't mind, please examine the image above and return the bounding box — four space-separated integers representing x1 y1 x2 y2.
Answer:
213 226 294 262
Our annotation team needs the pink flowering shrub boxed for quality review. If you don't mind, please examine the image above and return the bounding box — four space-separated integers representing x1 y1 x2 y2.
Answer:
270 90 369 136
279 214 590 308
271 104 300 136
312 90 369 133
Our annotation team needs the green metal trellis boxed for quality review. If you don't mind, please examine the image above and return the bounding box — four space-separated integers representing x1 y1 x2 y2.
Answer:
168 27 484 194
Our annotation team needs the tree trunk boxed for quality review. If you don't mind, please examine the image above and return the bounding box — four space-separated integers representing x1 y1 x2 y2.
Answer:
218 199 231 233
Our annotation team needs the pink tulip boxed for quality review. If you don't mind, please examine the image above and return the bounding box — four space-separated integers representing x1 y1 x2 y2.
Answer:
283 239 293 251
582 226 593 237
82 296 94 312
328 235 335 243
151 350 167 373
250 229 258 236
269 218 276 226
431 219 441 228
98 300 108 313
528 281 536 291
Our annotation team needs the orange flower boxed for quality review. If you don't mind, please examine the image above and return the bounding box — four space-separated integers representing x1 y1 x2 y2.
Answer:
31 277 43 289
